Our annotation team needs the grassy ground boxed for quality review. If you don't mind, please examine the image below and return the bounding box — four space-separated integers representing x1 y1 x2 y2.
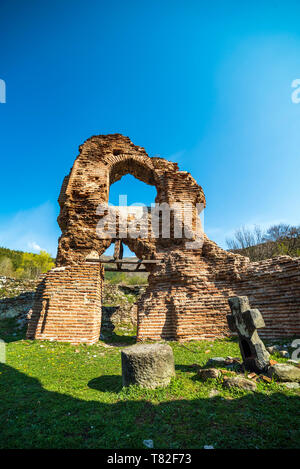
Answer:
0 319 299 449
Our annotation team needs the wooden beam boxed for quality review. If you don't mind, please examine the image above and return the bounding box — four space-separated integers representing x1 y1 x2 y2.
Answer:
113 240 124 271
104 267 148 273
86 259 162 264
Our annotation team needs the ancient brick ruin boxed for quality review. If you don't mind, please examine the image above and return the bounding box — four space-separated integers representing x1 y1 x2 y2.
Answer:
27 134 300 344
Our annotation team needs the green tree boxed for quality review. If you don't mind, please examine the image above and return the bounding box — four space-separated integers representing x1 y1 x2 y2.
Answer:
16 251 54 279
0 257 14 277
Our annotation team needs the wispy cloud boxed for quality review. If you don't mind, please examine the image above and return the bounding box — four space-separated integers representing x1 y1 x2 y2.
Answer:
28 241 42 252
165 150 186 168
0 202 60 256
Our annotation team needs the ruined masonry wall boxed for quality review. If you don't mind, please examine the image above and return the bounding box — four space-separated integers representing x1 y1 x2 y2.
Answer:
26 134 300 344
137 251 300 342
235 256 300 340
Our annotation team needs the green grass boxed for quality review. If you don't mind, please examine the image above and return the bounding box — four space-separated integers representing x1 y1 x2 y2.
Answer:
0 319 299 449
104 270 148 285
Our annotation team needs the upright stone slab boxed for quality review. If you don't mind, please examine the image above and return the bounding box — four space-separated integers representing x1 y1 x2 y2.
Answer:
121 343 175 389
227 296 270 373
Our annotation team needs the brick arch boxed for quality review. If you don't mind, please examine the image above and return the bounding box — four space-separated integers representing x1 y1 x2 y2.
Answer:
106 159 159 261
56 134 205 265
108 158 158 207
109 156 156 187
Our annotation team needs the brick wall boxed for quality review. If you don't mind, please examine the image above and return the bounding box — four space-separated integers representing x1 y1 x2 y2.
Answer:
27 251 300 344
137 245 300 341
27 263 103 344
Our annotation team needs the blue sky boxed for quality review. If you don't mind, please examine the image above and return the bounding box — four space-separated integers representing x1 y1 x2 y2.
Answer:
0 0 300 257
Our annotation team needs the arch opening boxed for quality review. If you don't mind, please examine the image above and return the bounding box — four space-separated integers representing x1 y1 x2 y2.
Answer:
100 241 148 344
109 158 156 186
101 172 156 342
108 173 157 208
106 172 157 260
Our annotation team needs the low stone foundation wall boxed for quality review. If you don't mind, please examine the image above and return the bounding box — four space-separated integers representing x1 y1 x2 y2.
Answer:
101 285 144 333
0 277 41 328
101 305 137 333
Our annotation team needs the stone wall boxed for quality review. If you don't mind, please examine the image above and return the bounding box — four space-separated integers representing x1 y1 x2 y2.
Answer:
101 284 144 334
0 277 40 299
0 277 41 328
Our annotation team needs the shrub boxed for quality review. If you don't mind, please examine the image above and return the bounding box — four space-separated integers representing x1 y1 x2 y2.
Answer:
0 247 55 279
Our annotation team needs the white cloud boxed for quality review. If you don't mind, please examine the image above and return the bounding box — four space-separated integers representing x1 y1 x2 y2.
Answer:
28 241 42 252
0 202 60 257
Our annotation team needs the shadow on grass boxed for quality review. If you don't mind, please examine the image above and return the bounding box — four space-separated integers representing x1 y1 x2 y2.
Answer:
175 364 201 373
88 375 122 393
101 331 137 346
0 318 27 343
0 362 299 449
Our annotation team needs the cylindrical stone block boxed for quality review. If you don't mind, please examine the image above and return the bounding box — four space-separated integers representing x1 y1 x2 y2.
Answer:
121 343 175 389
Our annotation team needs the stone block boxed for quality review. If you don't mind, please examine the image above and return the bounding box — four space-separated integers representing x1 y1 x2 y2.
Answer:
267 363 300 382
121 343 175 389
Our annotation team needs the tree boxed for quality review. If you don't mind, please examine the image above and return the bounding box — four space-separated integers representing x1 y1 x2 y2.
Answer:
0 257 14 277
263 223 292 242
226 223 300 261
226 225 264 250
16 251 54 279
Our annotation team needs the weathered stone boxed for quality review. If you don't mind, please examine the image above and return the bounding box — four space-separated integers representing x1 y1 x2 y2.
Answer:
226 356 241 362
0 293 33 319
278 350 290 358
259 374 272 383
280 382 300 390
267 363 300 382
207 357 227 366
223 376 257 392
101 304 137 332
227 296 270 373
197 368 221 381
100 284 144 333
0 277 41 324
121 343 175 389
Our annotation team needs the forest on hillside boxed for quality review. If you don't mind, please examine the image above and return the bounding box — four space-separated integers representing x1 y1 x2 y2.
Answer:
0 247 148 284
226 223 300 262
0 247 55 279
